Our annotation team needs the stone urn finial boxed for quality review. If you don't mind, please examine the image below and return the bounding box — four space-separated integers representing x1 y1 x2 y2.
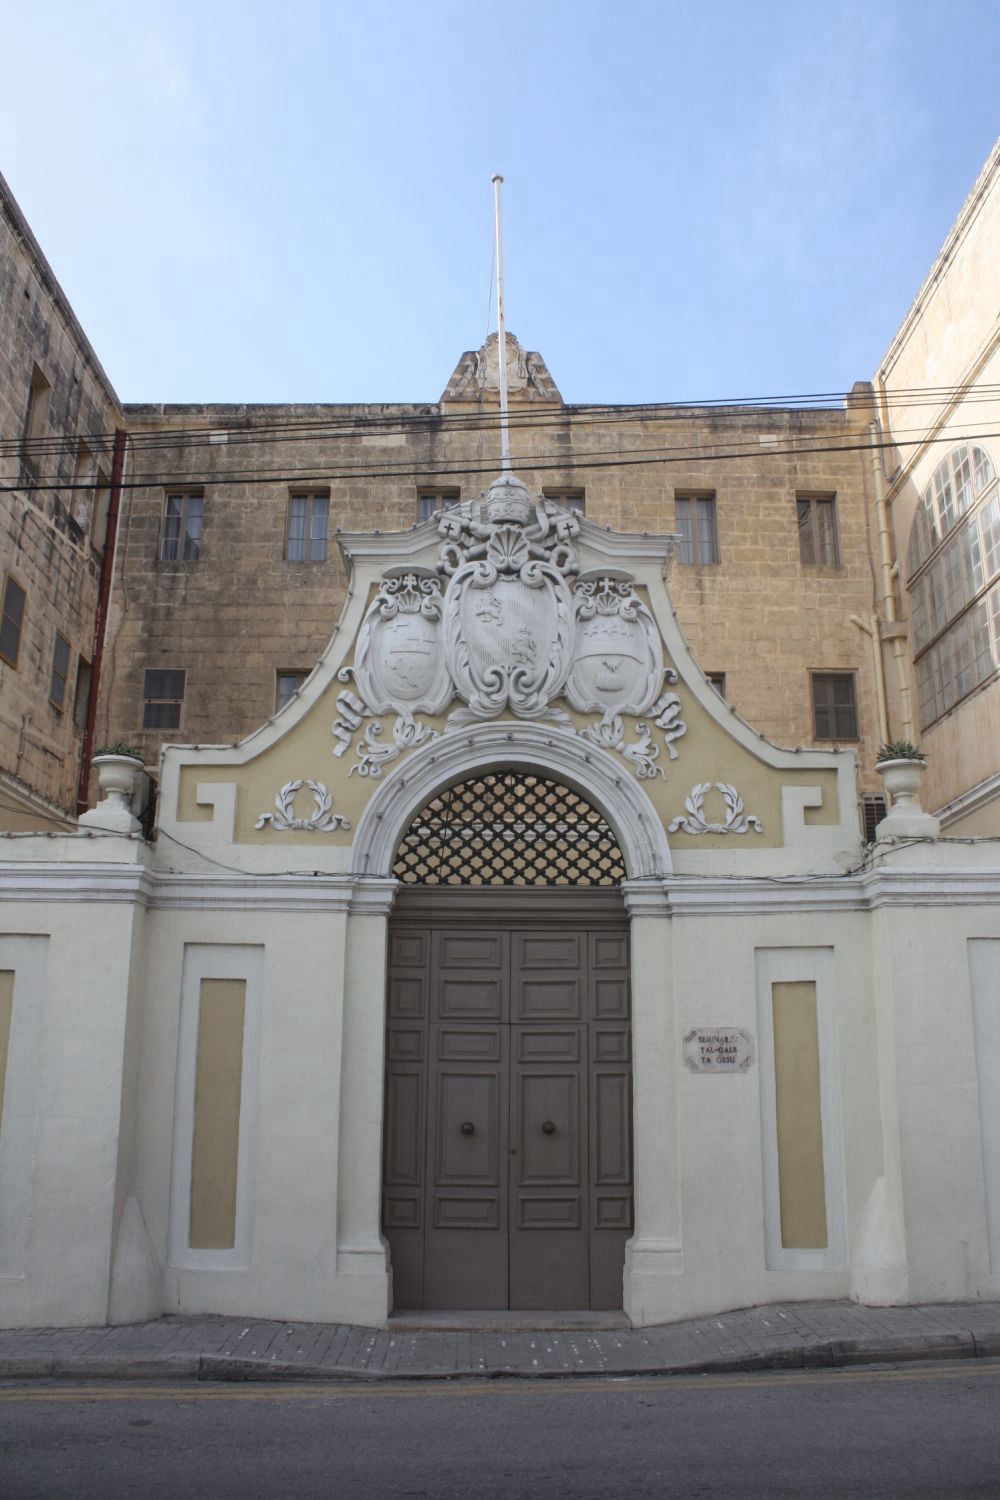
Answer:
874 742 939 839
79 747 145 835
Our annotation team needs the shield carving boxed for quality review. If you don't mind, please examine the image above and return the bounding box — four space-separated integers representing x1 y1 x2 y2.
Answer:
565 569 663 716
351 566 451 716
444 559 574 718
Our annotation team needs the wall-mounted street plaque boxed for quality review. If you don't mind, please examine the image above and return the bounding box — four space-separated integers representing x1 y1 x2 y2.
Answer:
683 1027 754 1073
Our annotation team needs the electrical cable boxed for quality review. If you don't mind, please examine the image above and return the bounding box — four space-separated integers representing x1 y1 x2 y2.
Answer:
4 381 1000 462
4 423 1000 495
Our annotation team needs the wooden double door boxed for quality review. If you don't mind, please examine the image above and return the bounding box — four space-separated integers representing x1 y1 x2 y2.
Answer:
383 896 633 1311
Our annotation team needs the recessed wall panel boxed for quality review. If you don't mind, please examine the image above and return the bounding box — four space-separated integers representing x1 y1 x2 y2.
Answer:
189 979 246 1251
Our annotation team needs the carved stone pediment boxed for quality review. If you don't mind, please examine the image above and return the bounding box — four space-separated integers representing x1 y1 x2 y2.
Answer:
334 472 687 780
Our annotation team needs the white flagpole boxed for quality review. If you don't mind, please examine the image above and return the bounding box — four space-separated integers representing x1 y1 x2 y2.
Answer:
491 173 512 472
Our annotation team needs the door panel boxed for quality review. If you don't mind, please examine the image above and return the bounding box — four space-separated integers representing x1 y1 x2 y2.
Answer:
383 914 632 1311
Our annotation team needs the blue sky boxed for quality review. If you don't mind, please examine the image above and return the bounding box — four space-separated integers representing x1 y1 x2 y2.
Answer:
2 0 997 406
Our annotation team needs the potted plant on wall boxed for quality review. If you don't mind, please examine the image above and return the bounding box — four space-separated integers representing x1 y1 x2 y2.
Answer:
80 742 146 834
873 740 939 839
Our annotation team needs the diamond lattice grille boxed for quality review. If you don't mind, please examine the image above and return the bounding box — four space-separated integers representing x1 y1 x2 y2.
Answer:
393 771 626 886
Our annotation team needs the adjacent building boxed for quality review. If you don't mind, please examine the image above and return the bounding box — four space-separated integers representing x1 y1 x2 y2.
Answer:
0 170 122 829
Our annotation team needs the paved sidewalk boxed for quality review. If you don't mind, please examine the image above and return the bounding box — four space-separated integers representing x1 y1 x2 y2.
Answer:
2 1301 1000 1383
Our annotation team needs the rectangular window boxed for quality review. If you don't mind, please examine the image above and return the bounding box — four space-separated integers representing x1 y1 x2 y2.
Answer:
861 794 887 842
72 441 95 532
143 668 186 730
0 575 26 668
706 672 726 697
73 657 92 731
675 495 719 564
811 672 858 740
418 489 460 523
275 669 308 712
20 366 50 484
49 633 71 709
797 495 840 567
286 492 329 562
542 489 586 515
161 492 204 562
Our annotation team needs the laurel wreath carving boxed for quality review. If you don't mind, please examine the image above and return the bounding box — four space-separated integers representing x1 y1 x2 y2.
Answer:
255 780 351 832
668 782 763 836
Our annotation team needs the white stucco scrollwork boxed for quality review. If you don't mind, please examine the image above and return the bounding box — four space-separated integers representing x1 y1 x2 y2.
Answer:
668 783 763 836
349 714 438 778
349 722 673 880
254 780 352 832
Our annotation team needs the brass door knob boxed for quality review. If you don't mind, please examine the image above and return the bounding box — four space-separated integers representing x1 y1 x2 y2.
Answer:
460 1121 475 1135
542 1120 556 1135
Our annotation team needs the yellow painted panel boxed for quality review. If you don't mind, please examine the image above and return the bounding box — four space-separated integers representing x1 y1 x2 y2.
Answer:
772 980 828 1250
190 979 246 1250
0 972 12 1131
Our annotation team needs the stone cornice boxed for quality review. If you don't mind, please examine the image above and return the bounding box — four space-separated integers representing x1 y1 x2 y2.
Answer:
2 862 998 916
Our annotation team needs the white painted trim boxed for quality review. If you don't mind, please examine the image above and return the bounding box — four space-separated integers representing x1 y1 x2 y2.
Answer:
0 936 47 1276
2 860 1000 915
969 939 1000 1274
168 944 264 1272
936 772 1000 828
0 864 153 905
755 947 847 1274
349 722 673 880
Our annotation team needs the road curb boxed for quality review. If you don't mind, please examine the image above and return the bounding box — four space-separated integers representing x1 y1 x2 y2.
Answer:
0 1330 995 1386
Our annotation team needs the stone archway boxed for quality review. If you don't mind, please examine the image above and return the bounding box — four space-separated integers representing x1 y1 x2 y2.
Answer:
350 722 672 883
337 725 678 1325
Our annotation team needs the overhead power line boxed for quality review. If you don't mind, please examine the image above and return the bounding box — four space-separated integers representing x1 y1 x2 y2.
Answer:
2 381 1000 464
3 424 998 496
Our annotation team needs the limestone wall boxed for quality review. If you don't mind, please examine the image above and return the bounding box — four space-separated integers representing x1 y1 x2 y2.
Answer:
0 172 122 825
105 393 884 803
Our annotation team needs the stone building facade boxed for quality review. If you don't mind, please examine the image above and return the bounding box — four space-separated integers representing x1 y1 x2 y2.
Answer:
108 361 887 826
0 170 122 828
0 147 998 1334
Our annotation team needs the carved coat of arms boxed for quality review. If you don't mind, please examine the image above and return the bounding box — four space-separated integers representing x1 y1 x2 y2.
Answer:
350 566 451 717
442 485 576 719
331 473 688 781
565 569 663 717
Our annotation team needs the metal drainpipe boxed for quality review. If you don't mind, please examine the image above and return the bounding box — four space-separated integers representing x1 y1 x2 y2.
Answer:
849 614 889 745
76 427 128 815
869 418 916 741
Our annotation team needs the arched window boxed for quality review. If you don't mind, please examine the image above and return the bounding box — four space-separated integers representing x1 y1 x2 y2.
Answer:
906 444 1000 727
393 770 627 886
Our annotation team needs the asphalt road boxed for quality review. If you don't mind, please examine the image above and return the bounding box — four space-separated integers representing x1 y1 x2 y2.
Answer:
1 1362 999 1499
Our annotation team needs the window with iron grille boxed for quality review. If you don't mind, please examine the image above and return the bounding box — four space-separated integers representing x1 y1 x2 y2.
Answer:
797 494 840 567
675 495 718 564
811 672 859 741
861 794 888 842
0 574 26 668
142 668 186 730
286 492 329 561
418 489 460 523
160 492 204 562
393 771 627 886
49 633 71 709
